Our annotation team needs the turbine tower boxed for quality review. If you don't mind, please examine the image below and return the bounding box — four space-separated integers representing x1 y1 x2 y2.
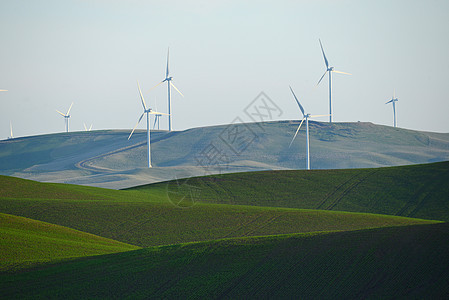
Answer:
289 86 330 170
149 48 183 131
128 81 169 168
56 102 73 133
385 91 399 128
317 39 351 123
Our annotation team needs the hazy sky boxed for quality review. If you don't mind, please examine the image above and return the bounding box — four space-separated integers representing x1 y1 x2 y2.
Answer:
1 0 448 139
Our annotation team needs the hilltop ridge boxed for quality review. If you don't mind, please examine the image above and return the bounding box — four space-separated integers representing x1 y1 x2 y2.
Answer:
1 121 448 188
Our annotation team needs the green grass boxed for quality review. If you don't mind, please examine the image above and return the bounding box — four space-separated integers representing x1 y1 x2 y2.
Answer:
2 222 448 299
1 162 448 297
2 198 435 249
129 161 449 221
0 213 140 272
0 175 437 248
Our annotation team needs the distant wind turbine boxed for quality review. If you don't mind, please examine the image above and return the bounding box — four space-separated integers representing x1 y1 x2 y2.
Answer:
289 86 330 170
385 91 399 128
152 98 162 130
149 48 184 131
128 81 169 168
83 123 93 131
8 121 13 139
56 102 73 133
317 39 351 123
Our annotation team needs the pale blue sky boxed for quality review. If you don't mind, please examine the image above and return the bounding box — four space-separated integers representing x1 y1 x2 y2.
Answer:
1 0 448 138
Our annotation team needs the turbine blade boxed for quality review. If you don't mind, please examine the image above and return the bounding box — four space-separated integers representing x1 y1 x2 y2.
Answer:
153 116 158 129
83 123 87 131
289 118 306 148
137 80 147 110
289 86 305 116
66 102 74 115
317 70 328 86
310 114 331 118
56 110 66 117
166 47 170 78
319 39 329 68
149 81 164 91
0 89 7 92
385 99 393 104
332 70 352 75
89 124 92 131
150 111 169 116
171 82 184 97
128 113 145 140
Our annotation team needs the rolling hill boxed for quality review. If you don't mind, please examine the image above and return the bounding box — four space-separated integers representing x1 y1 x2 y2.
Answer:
0 212 139 272
1 121 449 188
131 160 449 221
2 222 448 299
1 175 435 249
1 161 449 298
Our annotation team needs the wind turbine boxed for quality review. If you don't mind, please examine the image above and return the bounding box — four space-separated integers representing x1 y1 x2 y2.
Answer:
128 81 169 168
317 39 351 123
56 102 73 133
8 121 13 139
289 86 330 170
152 98 162 130
83 123 93 131
385 91 399 128
149 48 184 131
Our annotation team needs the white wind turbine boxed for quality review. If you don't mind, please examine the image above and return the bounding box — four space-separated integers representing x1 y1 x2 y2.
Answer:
385 91 399 128
152 98 162 130
56 102 73 133
128 81 169 168
317 39 351 123
8 121 13 139
289 86 330 170
83 123 93 131
149 48 184 131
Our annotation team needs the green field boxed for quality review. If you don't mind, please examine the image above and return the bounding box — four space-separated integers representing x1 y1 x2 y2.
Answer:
0 213 139 271
130 161 449 221
1 176 434 249
2 222 448 299
1 161 449 298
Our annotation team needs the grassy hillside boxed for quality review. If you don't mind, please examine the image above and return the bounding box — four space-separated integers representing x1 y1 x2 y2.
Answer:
0 213 139 272
1 121 449 188
130 161 449 221
0 175 436 248
2 222 448 299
